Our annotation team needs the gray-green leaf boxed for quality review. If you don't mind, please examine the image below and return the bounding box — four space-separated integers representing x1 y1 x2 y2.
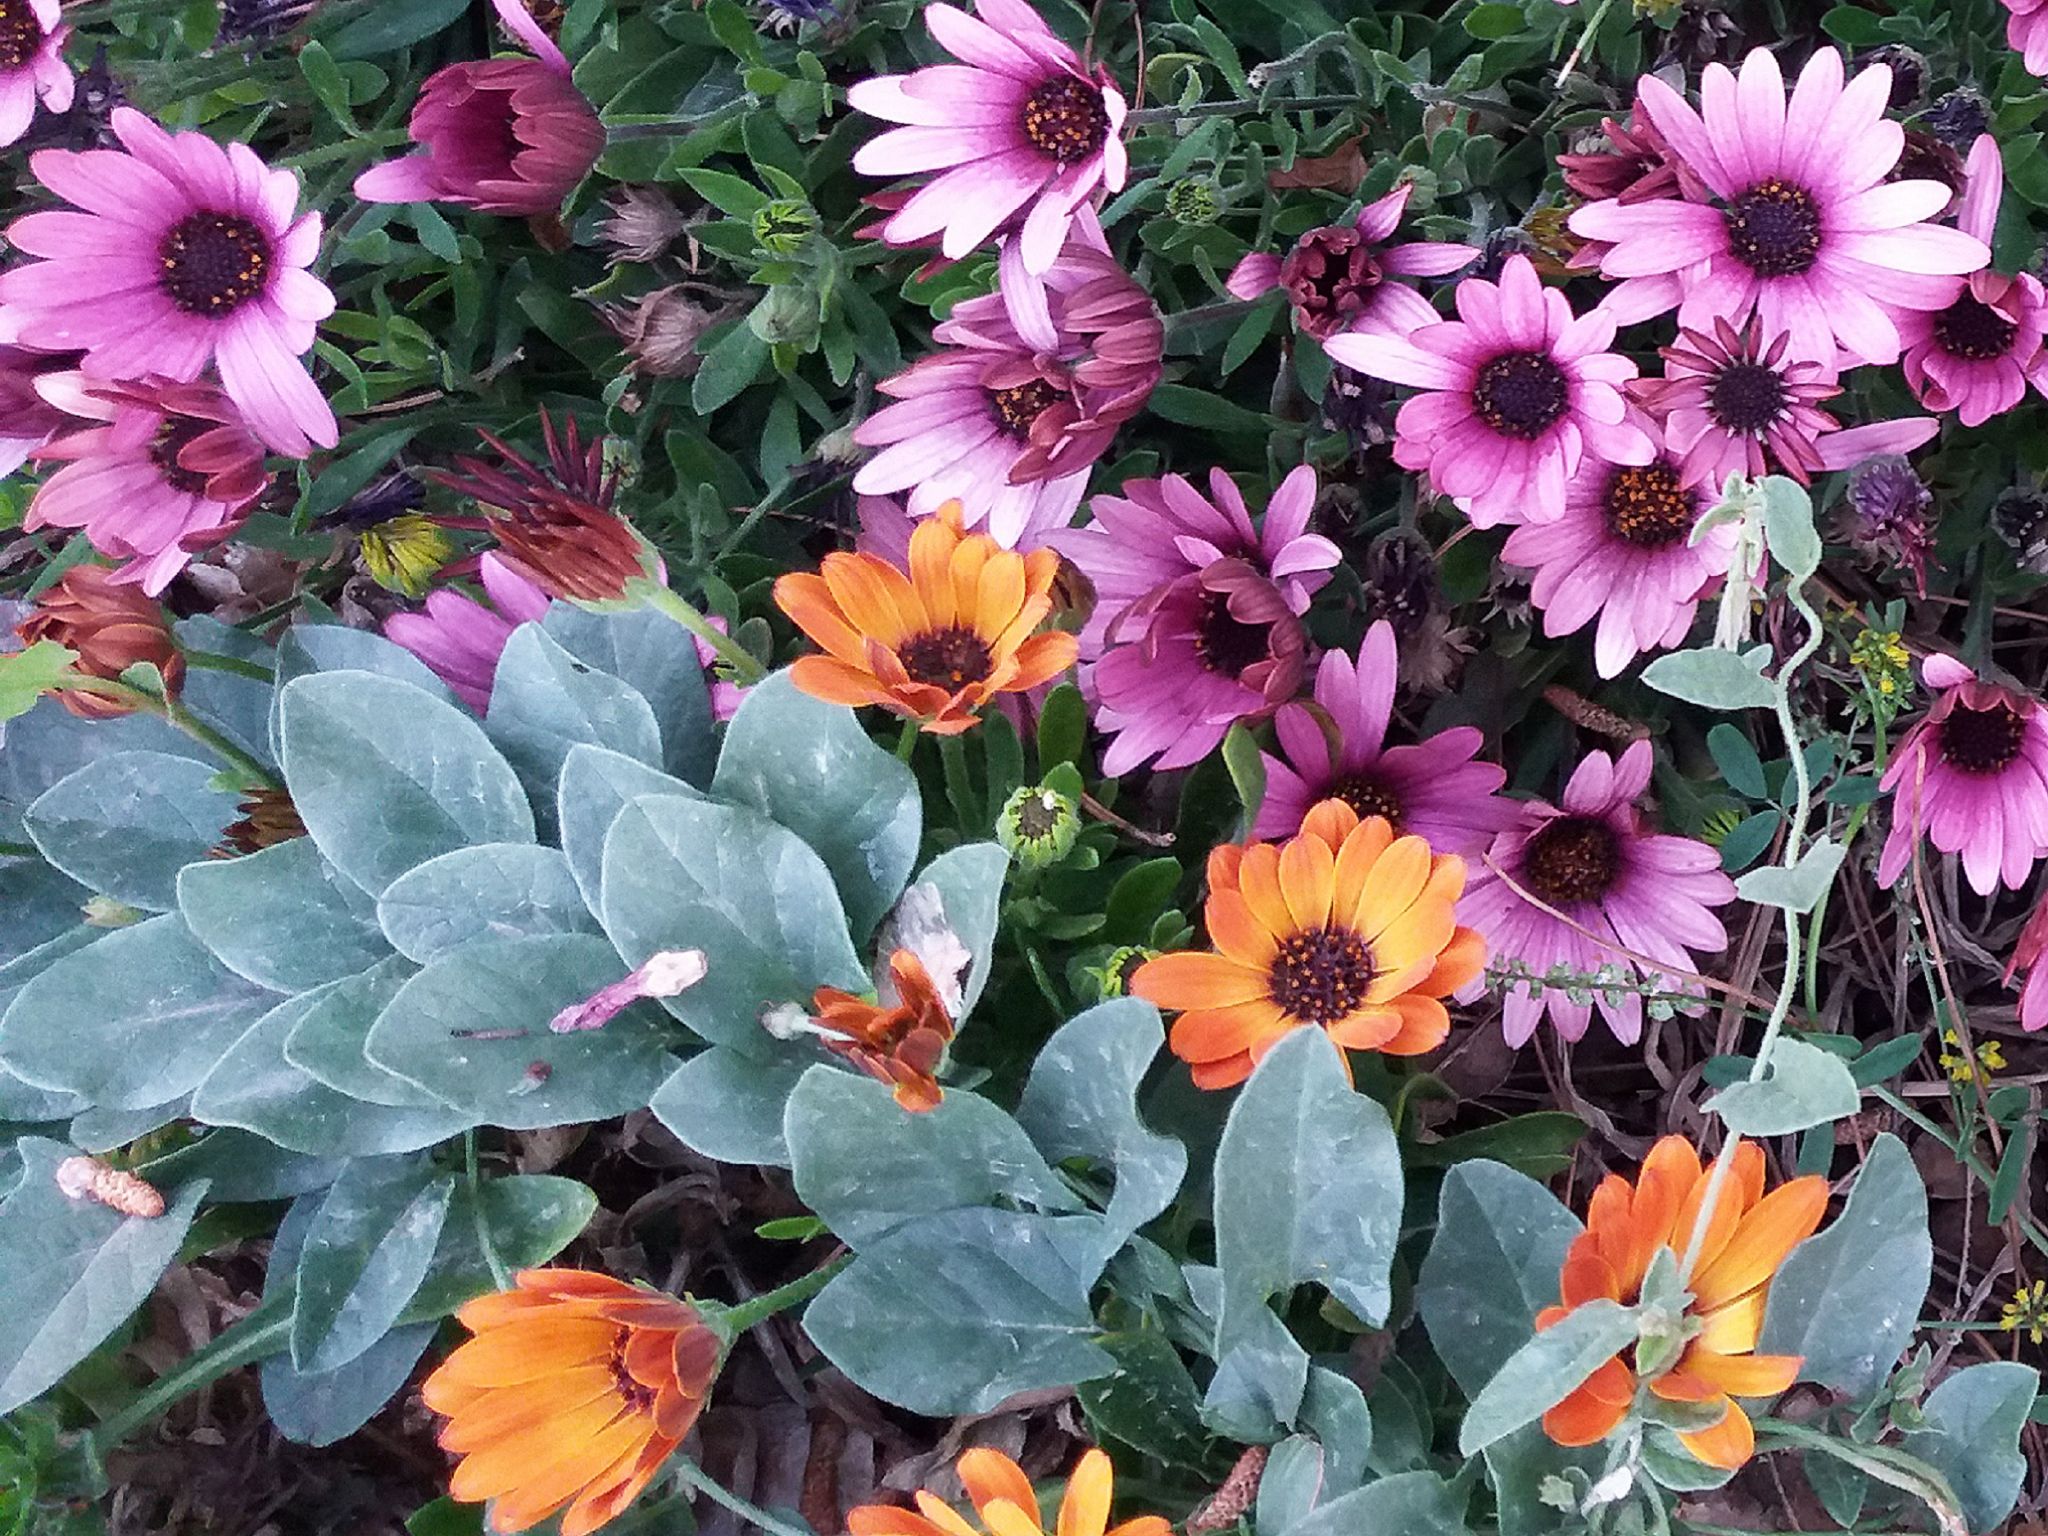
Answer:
1458 1299 1640 1456
1705 1037 1861 1135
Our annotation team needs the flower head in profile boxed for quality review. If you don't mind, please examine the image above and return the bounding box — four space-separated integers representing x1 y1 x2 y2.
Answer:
854 214 1162 549
0 0 71 149
1567 48 1988 365
848 0 1128 273
358 513 456 597
355 0 603 217
1255 621 1514 851
1052 466 1339 774
804 948 956 1111
1503 448 1742 677
0 342 76 477
384 553 550 712
850 1447 1167 1536
1134 800 1485 1089
1897 135 2048 426
27 376 270 596
2009 904 2048 1034
14 564 182 719
773 500 1077 734
1460 741 1734 1046
1878 654 2048 896
1539 1137 1826 1469
212 786 307 857
1225 182 1478 340
0 107 336 455
1326 255 1654 528
423 1268 721 1536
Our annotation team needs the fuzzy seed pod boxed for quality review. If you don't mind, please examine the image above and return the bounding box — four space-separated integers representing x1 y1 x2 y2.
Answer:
55 1156 166 1218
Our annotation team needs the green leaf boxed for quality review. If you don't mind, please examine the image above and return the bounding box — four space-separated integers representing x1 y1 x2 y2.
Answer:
291 1159 454 1373
1037 684 1086 770
1222 721 1266 825
1418 1160 1584 1399
1213 1029 1401 1429
712 672 920 940
0 642 76 726
138 1129 343 1203
1077 1331 1219 1473
556 744 701 915
908 843 1009 1021
1283 1471 1470 1536
1760 475 1821 581
485 625 663 820
366 934 681 1129
1458 1299 1641 1456
1903 1363 2039 1535
1464 2 1526 37
1705 1037 1861 1135
692 320 770 413
280 672 533 898
0 1139 207 1414
1758 1133 1929 1400
403 1175 597 1322
327 0 469 56
598 794 867 1053
0 859 90 970
1733 838 1845 914
1640 647 1776 711
1406 1113 1587 1179
375 844 600 964
0 912 273 1110
24 751 238 911
679 167 770 220
649 1046 810 1168
803 1207 1113 1415
542 605 715 787
283 955 439 1109
265 1320 435 1447
178 838 392 993
1706 725 1767 800
1257 1435 1334 1536
1718 809 1781 873
1148 383 1270 436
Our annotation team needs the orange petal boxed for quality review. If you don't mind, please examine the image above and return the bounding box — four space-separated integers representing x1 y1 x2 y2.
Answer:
449 1394 640 1501
1582 1355 1636 1407
1278 830 1335 932
915 1490 990 1536
774 574 866 663
1542 1383 1630 1447
972 553 1028 639
1170 1000 1291 1063
1324 1006 1403 1050
1690 1175 1829 1312
910 523 958 628
1355 835 1431 940
1374 994 1449 1055
1206 889 1280 967
486 1413 659 1533
1417 927 1486 997
1371 896 1455 975
1301 799 1362 850
1330 818 1382 923
1682 1350 1802 1400
849 1511 960 1536
1190 1052 1255 1090
822 552 919 645
789 656 890 710
1131 951 1268 1011
1676 1399 1754 1470
439 1367 617 1453
1694 1288 1765 1355
960 1450 1039 1525
1009 631 1078 691
1056 1450 1113 1536
1236 843 1295 939
1560 1239 1623 1308
436 1320 618 1388
1584 1175 1635 1285
562 1436 679 1536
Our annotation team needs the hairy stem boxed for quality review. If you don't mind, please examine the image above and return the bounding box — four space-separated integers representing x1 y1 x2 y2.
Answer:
627 579 768 686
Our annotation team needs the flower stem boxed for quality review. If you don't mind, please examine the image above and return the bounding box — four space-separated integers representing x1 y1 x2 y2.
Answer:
626 578 768 687
893 718 920 762
670 1457 818 1536
465 1132 512 1291
92 1302 293 1453
62 678 277 789
711 1254 851 1336
183 650 277 684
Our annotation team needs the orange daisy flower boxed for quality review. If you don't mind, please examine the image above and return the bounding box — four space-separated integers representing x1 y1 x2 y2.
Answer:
1537 1136 1829 1469
1131 800 1484 1089
809 948 954 1112
422 1268 722 1536
848 1447 1168 1536
772 501 1078 734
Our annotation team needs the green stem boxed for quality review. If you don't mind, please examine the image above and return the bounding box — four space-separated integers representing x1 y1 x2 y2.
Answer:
669 1457 817 1536
1872 1086 2048 1256
627 580 768 687
713 1254 851 1336
893 718 920 763
184 650 277 684
1125 93 1362 125
465 1132 512 1292
92 1303 293 1453
62 679 277 788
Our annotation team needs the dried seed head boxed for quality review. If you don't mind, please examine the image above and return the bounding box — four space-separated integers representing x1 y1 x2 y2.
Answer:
55 1156 166 1218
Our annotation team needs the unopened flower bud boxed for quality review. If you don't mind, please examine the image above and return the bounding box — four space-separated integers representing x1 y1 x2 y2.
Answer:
82 897 145 928
752 198 819 255
14 566 183 720
998 784 1079 868
1165 177 1220 226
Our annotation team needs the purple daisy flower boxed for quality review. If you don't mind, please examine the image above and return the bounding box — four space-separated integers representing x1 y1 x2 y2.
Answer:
1054 466 1340 775
1326 254 1654 527
2006 0 2048 78
0 0 71 148
385 553 551 712
848 0 1128 274
1224 182 1479 340
1459 740 1735 1047
853 213 1162 549
1878 654 2048 896
1897 135 2048 427
1567 48 1989 366
0 106 336 456
1254 619 1514 851
1502 446 1743 678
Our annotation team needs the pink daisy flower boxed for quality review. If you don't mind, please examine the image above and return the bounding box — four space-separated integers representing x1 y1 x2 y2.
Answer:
1325 254 1653 528
1053 466 1340 775
385 553 550 712
0 342 72 477
2005 0 2048 77
0 0 71 149
1559 108 1714 325
1254 619 1514 851
848 0 1128 273
1502 447 1742 678
2006 903 2048 1032
25 376 268 596
1224 182 1478 340
1459 740 1735 1046
354 0 603 218
1896 135 2048 427
1568 48 1989 366
1877 654 2048 896
853 213 1161 549
1633 317 1937 490
0 106 336 457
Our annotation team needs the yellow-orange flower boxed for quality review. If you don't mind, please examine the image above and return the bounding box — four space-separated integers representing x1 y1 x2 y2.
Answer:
810 948 954 1112
422 1269 721 1536
1537 1137 1828 1469
1132 800 1484 1089
772 501 1077 734
848 1447 1168 1536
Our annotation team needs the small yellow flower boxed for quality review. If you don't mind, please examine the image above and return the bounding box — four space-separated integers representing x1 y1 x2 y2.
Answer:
360 514 456 597
1937 1027 2003 1085
2001 1279 2048 1345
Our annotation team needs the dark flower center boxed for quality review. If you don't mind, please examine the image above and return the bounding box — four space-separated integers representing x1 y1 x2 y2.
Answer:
898 624 994 691
1014 792 1063 839
1020 76 1110 164
1520 815 1621 906
1940 701 2027 775
1724 179 1823 278
1194 590 1270 679
1707 360 1789 435
988 378 1064 439
1932 294 2018 361
158 212 272 317
1267 924 1376 1024
0 0 43 69
606 1332 658 1416
1472 351 1569 440
1329 773 1403 830
149 418 214 497
1603 462 1699 549
1281 227 1384 336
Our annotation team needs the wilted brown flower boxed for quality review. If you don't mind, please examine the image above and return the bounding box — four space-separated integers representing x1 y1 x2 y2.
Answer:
14 565 183 719
599 185 691 265
604 287 719 378
213 788 308 857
